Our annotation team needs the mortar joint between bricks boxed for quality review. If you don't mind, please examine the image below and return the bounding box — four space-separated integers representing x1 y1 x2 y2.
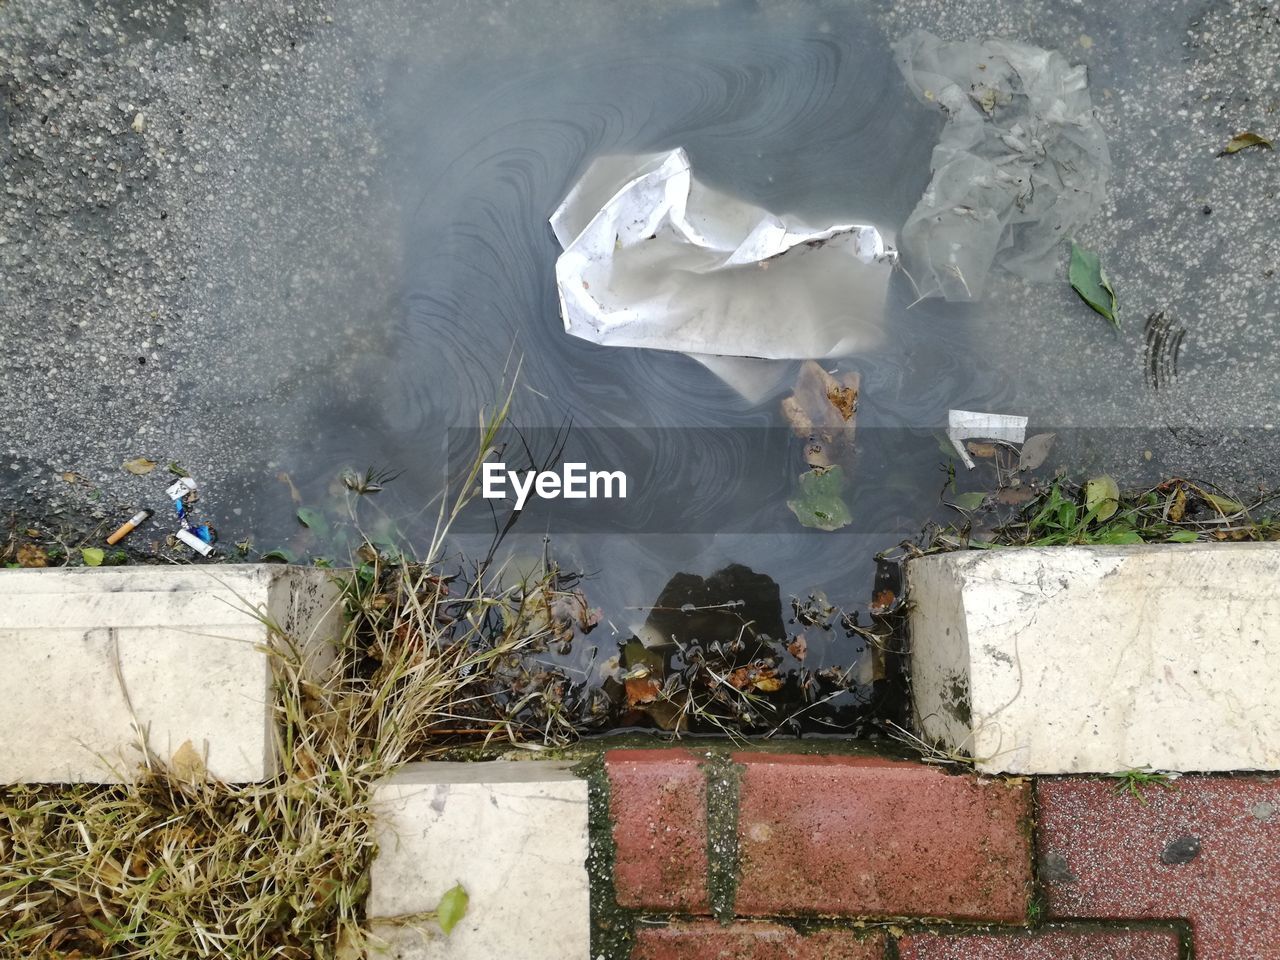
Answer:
701 750 743 923
574 753 640 960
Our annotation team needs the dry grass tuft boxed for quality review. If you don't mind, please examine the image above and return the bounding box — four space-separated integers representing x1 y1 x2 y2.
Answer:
1 551 552 959
0 387 559 958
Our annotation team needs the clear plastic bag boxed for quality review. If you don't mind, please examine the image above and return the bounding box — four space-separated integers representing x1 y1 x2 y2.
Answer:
894 30 1110 300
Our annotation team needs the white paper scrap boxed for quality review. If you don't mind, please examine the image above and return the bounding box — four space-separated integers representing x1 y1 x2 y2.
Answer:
165 477 198 501
948 409 1028 469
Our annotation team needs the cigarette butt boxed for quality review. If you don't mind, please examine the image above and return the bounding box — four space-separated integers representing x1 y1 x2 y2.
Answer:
106 509 152 546
176 527 215 557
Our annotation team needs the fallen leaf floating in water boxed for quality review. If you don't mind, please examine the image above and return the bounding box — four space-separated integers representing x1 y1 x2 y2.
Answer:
782 361 859 432
1085 475 1120 521
965 441 998 459
786 635 807 661
624 675 662 707
782 361 859 468
728 664 784 693
825 381 857 421
996 485 1037 505
869 589 897 615
1218 131 1273 156
1069 240 1118 328
1018 432 1056 471
122 457 157 475
277 471 302 503
787 465 852 531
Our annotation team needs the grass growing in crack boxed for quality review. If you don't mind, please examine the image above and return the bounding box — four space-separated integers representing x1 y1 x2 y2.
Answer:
1111 768 1177 804
0 389 568 959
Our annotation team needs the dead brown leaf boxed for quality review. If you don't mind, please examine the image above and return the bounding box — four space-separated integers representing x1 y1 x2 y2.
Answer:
17 543 48 567
122 457 158 475
825 383 857 421
1168 485 1187 523
965 441 998 459
996 485 1037 505
869 589 896 615
170 740 207 781
786 635 807 661
753 673 784 693
277 471 303 504
1219 131 1274 156
624 676 662 707
782 361 860 435
728 664 784 693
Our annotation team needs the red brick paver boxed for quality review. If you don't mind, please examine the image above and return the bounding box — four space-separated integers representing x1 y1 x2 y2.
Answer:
632 922 885 960
898 927 1182 959
607 749 710 912
1038 776 1280 960
734 754 1032 920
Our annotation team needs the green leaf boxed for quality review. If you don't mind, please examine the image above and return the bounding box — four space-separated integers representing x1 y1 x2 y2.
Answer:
1218 131 1273 156
1168 530 1199 542
1094 527 1142 544
1069 241 1119 328
81 547 105 567
1085 475 1120 522
260 548 298 564
435 883 469 936
951 491 987 512
1202 493 1244 515
1057 501 1079 528
296 507 331 541
787 465 852 531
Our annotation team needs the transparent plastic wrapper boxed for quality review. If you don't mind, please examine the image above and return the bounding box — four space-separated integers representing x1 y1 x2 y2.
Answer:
894 30 1110 301
550 148 896 400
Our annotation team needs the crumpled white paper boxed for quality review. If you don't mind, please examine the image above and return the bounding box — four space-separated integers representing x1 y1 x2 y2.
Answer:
550 148 896 399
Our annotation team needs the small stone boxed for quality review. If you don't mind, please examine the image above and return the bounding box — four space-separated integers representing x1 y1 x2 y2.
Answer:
1249 801 1275 821
1202 205 1212 215
1160 834 1201 865
1040 852 1076 883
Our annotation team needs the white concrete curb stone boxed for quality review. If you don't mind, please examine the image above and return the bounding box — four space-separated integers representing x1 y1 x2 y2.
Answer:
368 760 590 960
908 543 1280 774
0 565 340 783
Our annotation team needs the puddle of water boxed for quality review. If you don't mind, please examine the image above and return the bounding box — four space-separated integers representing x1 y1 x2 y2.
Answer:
26 0 1271 733
215 0 1009 733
